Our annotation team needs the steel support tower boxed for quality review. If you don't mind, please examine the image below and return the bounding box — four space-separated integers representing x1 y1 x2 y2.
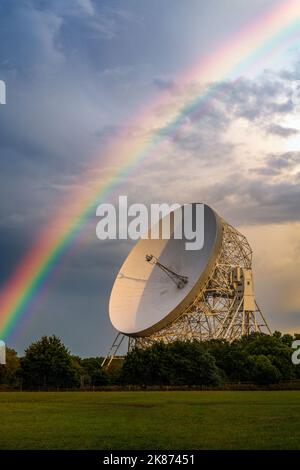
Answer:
128 221 271 351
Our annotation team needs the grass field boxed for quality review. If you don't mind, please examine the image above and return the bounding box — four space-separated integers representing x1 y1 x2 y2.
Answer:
0 391 300 449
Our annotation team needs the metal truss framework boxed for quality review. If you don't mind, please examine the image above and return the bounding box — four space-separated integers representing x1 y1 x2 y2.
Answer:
101 333 125 368
128 222 271 351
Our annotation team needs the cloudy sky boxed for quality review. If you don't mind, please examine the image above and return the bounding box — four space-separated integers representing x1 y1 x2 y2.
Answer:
0 0 300 356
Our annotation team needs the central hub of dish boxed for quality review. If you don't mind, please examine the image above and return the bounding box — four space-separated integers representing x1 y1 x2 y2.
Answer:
145 253 188 289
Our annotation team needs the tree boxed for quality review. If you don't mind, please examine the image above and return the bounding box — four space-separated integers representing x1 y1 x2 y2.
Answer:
237 332 295 381
167 341 222 386
71 356 87 388
0 347 21 387
21 335 79 389
249 355 281 385
121 341 222 386
196 333 298 385
202 339 241 381
80 357 110 386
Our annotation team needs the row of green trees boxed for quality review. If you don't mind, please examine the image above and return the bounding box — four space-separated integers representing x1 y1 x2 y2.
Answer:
123 332 300 386
0 332 299 389
0 336 120 389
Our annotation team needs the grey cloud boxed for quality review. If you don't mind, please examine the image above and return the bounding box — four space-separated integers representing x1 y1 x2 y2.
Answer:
250 166 279 176
265 124 299 137
130 144 300 227
153 72 299 145
208 177 300 225
94 124 149 143
253 152 300 176
0 2 64 76
153 77 177 91
9 236 132 356
235 77 295 131
33 0 139 40
280 63 300 81
210 77 296 124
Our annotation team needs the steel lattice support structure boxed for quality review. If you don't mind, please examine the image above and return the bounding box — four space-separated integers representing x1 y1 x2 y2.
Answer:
128 221 271 351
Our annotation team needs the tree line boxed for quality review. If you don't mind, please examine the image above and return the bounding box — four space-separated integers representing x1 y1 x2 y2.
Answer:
0 332 300 390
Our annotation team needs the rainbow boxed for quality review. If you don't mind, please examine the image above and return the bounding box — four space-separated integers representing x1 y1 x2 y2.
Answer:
1 0 300 341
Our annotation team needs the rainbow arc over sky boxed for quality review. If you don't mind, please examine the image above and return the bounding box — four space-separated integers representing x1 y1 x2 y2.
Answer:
1 0 300 341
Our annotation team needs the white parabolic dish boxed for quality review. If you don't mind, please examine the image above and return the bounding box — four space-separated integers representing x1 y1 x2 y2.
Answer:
109 203 223 337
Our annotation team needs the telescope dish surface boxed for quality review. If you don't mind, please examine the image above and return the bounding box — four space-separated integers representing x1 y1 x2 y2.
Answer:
109 203 223 337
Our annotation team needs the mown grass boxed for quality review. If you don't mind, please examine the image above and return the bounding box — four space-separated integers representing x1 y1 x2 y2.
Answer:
0 391 299 449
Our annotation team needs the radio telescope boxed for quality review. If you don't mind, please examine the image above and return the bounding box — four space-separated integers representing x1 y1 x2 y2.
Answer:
102 203 271 366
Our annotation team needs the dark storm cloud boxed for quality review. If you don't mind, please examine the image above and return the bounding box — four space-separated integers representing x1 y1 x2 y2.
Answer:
2 0 300 354
0 0 141 243
12 237 133 357
0 0 144 355
0 227 34 286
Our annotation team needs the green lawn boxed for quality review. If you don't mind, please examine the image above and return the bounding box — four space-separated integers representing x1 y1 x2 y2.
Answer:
0 391 300 449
